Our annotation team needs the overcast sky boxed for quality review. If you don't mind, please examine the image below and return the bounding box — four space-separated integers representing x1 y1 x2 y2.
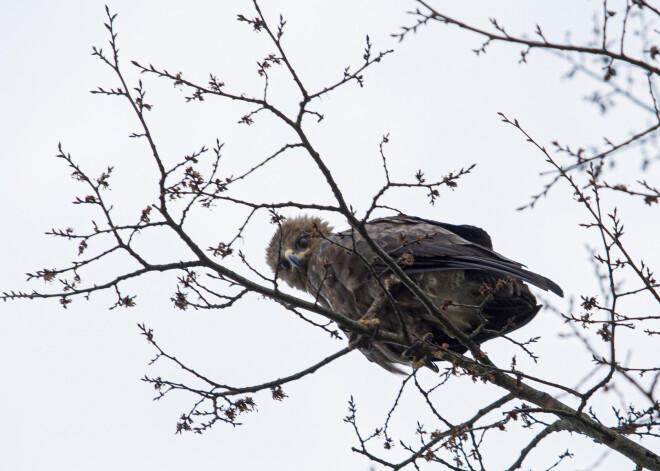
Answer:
1 1 658 470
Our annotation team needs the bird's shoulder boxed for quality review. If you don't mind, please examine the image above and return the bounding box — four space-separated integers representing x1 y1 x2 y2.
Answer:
364 215 493 249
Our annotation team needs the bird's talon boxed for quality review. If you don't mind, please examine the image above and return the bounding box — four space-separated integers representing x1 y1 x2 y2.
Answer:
423 353 440 372
369 323 380 340
348 333 360 350
402 332 434 359
411 353 440 372
412 358 426 370
402 344 416 359
349 323 380 354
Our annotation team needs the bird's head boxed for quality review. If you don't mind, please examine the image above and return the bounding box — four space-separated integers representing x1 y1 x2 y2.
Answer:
266 215 333 290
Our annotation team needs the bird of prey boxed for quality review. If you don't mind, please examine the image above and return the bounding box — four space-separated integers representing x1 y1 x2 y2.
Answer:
266 215 563 373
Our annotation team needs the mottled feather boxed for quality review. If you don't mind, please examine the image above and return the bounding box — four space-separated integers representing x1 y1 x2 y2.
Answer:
266 215 563 373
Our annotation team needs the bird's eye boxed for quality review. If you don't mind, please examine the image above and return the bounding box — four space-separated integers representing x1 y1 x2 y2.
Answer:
297 236 309 249
279 258 291 270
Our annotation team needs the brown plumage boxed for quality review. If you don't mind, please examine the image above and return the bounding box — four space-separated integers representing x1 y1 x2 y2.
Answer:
266 215 563 373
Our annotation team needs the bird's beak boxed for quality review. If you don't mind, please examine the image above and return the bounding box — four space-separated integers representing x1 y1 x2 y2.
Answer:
285 248 309 269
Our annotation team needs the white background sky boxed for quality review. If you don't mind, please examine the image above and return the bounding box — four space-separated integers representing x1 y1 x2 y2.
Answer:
1 1 658 470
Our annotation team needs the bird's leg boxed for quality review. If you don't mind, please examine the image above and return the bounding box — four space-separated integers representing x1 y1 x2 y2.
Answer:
401 333 440 373
358 294 385 325
348 293 388 352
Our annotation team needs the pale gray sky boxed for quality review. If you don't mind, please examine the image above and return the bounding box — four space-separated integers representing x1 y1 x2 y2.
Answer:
1 1 658 470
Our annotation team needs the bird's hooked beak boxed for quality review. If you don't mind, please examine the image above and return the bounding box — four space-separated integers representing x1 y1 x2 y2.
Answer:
285 248 309 269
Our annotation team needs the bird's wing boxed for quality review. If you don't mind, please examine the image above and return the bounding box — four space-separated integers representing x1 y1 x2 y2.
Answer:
338 216 563 297
397 216 494 249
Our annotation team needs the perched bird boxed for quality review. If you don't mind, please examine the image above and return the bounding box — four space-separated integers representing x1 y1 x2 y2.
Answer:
266 215 563 373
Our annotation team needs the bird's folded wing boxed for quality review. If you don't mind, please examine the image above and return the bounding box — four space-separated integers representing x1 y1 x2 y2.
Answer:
338 217 564 297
